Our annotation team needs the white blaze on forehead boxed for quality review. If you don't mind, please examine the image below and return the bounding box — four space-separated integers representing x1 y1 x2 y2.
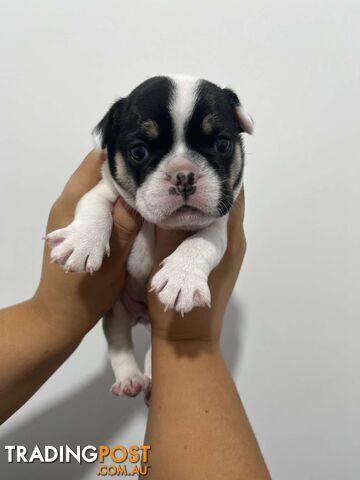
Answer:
169 74 199 148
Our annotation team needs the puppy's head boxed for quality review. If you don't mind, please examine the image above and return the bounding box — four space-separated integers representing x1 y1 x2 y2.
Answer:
93 75 253 230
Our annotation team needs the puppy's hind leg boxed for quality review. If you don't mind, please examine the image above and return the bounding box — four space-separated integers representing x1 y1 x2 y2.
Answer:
104 300 150 398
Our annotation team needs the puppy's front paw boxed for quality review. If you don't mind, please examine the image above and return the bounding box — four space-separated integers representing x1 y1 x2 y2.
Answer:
150 257 211 315
46 223 110 273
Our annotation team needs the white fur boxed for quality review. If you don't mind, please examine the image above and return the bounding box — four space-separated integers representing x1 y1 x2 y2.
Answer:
102 158 137 210
169 74 198 147
92 129 103 151
104 300 151 397
127 222 155 281
47 75 241 401
236 105 254 135
150 215 228 314
135 153 220 229
46 179 118 273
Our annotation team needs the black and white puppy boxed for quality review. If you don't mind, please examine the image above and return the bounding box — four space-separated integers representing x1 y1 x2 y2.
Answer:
46 75 253 399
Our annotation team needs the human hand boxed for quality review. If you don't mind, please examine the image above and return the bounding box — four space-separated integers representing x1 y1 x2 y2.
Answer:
32 150 141 341
147 188 246 345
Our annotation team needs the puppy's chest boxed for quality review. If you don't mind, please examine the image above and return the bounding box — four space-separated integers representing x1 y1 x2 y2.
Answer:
121 222 154 324
127 221 155 284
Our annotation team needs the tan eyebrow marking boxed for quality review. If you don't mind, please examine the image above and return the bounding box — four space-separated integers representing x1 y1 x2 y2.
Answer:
201 114 216 135
142 120 159 140
114 152 136 195
230 143 243 188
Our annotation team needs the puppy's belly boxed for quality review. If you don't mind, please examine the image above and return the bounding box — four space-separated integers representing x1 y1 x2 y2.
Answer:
121 276 149 325
122 222 155 325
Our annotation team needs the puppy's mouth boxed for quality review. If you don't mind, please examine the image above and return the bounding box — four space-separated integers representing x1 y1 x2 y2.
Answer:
175 205 200 214
158 202 213 230
168 204 208 219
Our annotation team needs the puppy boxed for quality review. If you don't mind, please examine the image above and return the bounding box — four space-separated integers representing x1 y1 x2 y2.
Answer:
46 75 253 400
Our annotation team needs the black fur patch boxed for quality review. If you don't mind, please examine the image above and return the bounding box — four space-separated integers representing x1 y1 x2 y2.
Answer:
185 80 244 216
96 76 175 186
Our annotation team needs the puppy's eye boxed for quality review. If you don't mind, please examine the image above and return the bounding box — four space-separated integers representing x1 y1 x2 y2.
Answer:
214 136 232 154
129 144 148 162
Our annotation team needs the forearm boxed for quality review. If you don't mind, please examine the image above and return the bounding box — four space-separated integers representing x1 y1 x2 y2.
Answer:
144 337 270 480
0 301 82 424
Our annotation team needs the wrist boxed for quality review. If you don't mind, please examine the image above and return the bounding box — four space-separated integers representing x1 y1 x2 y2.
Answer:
29 295 88 345
149 311 223 349
150 335 225 387
151 333 221 356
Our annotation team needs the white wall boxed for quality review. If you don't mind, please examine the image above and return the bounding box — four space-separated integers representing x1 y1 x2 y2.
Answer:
0 1 359 478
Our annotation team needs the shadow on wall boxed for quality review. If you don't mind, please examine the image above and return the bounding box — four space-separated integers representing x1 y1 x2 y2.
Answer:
0 301 246 480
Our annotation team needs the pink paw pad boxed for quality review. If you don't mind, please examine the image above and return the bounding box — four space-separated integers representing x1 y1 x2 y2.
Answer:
111 376 150 398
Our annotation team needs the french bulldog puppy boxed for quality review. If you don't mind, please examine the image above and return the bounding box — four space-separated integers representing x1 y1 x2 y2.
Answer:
46 75 253 400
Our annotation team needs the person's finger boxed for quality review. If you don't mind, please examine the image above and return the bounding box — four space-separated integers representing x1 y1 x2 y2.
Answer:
47 150 105 229
61 150 104 202
228 186 245 233
110 197 142 255
153 228 189 264
226 187 245 249
218 187 246 266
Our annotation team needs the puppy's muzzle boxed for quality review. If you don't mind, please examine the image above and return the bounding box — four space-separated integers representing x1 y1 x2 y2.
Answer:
168 170 197 199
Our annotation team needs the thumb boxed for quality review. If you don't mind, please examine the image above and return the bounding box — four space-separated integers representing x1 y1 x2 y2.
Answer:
154 227 189 264
110 197 142 255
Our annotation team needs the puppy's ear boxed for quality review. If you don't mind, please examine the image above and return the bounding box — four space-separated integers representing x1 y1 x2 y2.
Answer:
223 88 254 135
92 99 123 151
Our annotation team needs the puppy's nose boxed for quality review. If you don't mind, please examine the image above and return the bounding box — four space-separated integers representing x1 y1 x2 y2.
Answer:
172 170 197 186
169 170 197 198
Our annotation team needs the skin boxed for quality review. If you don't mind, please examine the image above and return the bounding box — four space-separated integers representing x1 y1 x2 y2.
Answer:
143 190 270 480
0 150 270 479
0 150 142 424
